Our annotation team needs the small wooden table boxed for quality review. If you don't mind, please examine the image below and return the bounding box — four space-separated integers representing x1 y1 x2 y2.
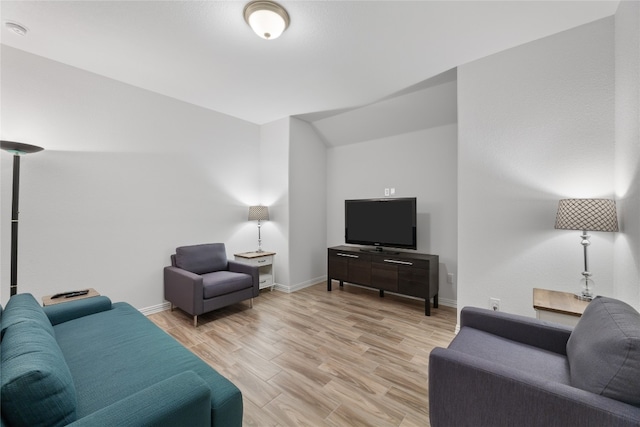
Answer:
42 288 100 306
533 288 590 327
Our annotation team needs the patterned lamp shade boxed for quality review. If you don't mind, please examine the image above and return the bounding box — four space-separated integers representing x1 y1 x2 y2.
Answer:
248 205 269 221
555 199 619 232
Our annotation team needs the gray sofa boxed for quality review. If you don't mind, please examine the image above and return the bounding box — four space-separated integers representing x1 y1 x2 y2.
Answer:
429 296 640 426
164 243 259 326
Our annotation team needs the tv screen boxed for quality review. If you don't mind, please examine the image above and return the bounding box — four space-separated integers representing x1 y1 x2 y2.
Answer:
345 197 417 250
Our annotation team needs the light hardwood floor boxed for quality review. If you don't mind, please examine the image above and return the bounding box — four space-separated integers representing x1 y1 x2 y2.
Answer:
148 282 457 426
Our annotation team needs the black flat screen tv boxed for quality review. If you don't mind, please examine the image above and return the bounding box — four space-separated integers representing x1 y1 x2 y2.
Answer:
345 197 417 250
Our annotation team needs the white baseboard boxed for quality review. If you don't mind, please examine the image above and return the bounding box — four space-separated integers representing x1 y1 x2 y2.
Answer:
438 297 457 309
274 275 327 293
139 301 170 316
139 282 458 316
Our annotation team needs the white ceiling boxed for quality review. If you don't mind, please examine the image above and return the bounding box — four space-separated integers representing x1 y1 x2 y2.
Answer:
0 1 619 126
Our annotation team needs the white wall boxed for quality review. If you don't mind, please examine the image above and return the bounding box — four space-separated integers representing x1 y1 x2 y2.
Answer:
614 1 640 308
326 123 458 305
457 18 615 317
288 117 327 290
259 118 290 287
0 46 261 309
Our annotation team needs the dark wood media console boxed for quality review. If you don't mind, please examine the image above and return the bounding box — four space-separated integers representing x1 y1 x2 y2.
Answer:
327 245 439 315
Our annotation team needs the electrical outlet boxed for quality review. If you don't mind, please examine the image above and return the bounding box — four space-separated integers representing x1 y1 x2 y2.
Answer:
384 188 390 196
447 273 454 284
489 298 500 311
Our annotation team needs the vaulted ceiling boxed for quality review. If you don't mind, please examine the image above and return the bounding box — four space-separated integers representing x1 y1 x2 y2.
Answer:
1 1 619 126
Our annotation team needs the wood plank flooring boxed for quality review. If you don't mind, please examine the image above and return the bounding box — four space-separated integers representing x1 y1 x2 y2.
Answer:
148 282 457 426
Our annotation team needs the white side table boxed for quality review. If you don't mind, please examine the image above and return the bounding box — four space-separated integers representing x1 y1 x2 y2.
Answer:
234 251 276 290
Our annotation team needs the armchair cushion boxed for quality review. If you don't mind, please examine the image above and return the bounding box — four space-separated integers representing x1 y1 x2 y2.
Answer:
567 296 640 406
449 327 571 385
202 271 253 299
175 243 228 275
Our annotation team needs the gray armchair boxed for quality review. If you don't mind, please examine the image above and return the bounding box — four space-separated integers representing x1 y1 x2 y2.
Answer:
164 243 259 327
429 297 640 427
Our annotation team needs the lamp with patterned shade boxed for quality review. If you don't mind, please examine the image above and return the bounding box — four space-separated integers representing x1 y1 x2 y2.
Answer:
248 205 269 252
555 198 618 301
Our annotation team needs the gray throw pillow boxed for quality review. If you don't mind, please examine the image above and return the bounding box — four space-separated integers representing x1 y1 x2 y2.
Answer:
175 243 228 275
566 296 640 406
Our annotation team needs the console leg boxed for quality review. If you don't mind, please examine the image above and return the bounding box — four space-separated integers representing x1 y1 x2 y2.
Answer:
339 281 344 288
327 279 332 291
434 294 439 308
193 315 198 327
379 289 384 297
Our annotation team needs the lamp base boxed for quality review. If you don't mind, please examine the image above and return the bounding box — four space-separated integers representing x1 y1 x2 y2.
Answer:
574 294 593 302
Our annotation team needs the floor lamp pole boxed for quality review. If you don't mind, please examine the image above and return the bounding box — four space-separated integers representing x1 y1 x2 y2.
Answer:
9 154 20 296
1 140 44 296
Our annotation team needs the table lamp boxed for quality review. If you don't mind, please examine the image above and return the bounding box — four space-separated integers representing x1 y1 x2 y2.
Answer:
554 198 618 301
248 205 269 252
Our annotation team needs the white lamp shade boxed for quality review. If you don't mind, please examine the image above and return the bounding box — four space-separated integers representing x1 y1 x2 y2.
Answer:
248 9 285 39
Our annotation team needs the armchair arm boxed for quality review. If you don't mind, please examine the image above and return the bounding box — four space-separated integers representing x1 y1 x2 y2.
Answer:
228 261 259 296
67 371 211 427
164 266 204 316
429 348 640 427
460 307 572 355
44 296 113 326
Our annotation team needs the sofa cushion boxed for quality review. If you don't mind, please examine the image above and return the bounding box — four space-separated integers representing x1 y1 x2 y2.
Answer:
567 296 640 406
202 271 253 299
53 302 242 425
1 320 77 426
175 243 228 275
1 293 55 340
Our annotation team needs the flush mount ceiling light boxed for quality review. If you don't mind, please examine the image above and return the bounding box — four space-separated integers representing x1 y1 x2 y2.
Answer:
5 21 28 36
243 1 290 40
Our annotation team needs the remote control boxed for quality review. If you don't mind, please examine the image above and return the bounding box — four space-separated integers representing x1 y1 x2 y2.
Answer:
51 290 89 299
64 290 89 298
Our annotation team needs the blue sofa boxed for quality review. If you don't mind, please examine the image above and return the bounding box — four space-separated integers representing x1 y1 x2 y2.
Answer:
429 296 640 426
0 293 243 427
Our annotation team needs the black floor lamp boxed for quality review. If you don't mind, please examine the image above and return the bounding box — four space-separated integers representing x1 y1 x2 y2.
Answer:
1 140 44 296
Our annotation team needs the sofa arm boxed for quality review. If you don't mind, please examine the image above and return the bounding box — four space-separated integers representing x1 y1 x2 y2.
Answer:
228 261 259 296
164 266 204 316
460 307 573 355
44 296 113 326
67 371 211 427
429 347 640 427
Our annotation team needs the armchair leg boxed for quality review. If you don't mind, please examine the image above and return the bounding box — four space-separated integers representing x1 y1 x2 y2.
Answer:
170 303 174 312
193 315 198 328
